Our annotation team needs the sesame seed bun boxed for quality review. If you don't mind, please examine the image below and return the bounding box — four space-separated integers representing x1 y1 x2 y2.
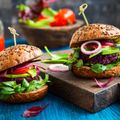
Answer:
3 85 48 103
0 44 42 72
70 24 120 48
72 65 120 78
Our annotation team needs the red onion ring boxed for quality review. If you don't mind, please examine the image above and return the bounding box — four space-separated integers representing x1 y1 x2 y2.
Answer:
81 41 102 55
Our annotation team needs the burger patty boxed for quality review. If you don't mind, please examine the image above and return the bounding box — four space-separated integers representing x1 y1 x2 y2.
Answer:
79 53 119 65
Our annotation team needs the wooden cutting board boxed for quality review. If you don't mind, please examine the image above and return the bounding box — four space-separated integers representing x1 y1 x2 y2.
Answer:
35 50 120 113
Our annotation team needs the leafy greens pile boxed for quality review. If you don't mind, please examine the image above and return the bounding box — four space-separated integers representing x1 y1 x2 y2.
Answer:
0 74 49 100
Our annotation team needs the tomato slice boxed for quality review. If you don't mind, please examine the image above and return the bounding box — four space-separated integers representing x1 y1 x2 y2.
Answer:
50 8 76 26
11 67 30 74
37 15 48 21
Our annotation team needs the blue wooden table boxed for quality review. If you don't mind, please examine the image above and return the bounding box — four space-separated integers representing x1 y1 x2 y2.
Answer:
0 93 120 120
1 39 119 120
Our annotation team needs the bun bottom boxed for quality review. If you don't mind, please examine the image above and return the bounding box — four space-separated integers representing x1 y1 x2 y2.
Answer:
72 65 120 78
3 85 48 103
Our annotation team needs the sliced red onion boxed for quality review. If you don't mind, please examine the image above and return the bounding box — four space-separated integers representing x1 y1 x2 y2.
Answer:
0 70 7 77
94 77 114 88
23 104 48 118
101 41 114 48
81 41 102 55
48 64 69 72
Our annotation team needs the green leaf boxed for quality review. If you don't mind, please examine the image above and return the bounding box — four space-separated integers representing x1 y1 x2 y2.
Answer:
44 46 69 60
17 4 29 11
28 69 37 78
73 48 80 59
1 81 16 88
101 47 120 55
91 64 107 73
15 84 25 93
105 64 115 70
75 60 83 68
42 59 73 64
22 79 29 88
42 8 58 17
44 46 61 60
89 47 120 58
26 85 36 92
89 50 102 58
0 87 15 95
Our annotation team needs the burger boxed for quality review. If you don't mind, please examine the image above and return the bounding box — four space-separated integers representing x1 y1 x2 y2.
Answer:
70 23 120 78
0 44 48 103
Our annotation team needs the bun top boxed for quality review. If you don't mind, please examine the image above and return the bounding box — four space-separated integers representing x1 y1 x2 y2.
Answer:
70 24 120 48
0 44 42 72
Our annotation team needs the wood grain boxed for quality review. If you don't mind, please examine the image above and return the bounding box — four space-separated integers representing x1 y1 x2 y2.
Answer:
36 50 120 112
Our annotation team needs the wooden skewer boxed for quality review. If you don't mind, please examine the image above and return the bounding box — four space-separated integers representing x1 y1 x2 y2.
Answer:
78 3 89 26
8 27 19 46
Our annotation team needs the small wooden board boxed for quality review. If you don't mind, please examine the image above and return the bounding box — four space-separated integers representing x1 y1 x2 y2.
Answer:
36 50 120 113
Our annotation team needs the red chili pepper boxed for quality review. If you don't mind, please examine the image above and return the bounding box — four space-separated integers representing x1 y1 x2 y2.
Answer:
50 8 76 26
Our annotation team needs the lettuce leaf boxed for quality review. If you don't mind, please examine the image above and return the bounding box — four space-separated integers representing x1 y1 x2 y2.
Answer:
5 68 37 78
91 64 107 73
89 47 120 58
91 59 120 73
101 47 120 55
0 74 49 100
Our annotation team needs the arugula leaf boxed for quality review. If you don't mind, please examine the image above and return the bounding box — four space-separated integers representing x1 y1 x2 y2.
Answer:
42 8 58 17
75 60 83 68
44 46 69 60
43 46 77 65
91 64 107 73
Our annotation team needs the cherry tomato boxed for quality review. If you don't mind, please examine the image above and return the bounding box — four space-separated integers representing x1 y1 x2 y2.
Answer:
50 8 76 26
11 67 30 74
